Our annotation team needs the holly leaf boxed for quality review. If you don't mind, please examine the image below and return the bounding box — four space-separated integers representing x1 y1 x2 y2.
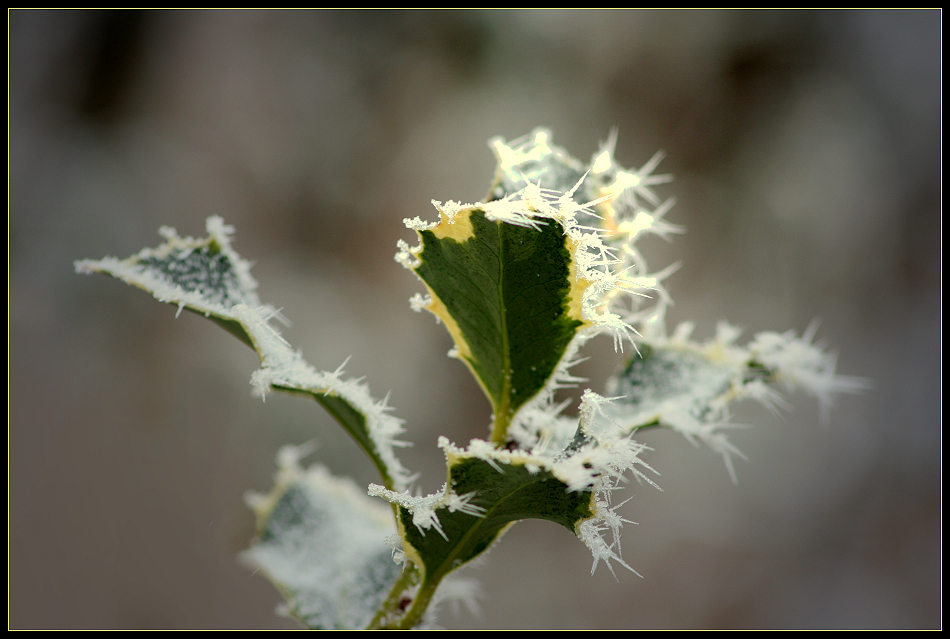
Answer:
404 206 585 442
403 447 594 569
75 216 264 348
368 438 597 629
605 323 869 481
243 447 401 630
77 217 412 492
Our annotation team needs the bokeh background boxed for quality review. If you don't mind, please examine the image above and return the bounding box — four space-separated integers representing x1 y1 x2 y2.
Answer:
10 10 940 629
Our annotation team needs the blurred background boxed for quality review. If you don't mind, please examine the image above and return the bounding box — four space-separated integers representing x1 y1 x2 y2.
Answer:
9 10 940 629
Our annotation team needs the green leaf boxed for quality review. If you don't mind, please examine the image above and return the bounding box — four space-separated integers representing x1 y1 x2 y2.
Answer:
407 206 585 443
369 439 596 629
405 454 594 570
243 448 401 630
275 386 406 492
399 129 680 447
75 217 263 349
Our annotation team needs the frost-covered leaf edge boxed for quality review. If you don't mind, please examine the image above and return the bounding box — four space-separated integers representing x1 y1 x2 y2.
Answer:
234 304 412 492
75 216 264 348
606 320 871 482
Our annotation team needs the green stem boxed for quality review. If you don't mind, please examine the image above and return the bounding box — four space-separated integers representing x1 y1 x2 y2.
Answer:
367 561 448 630
387 575 442 630
366 563 422 629
488 404 510 445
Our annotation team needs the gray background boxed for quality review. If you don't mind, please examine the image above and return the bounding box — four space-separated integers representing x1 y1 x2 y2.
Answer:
10 10 940 629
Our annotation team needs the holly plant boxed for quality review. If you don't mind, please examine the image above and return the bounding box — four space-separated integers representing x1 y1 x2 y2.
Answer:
76 129 863 629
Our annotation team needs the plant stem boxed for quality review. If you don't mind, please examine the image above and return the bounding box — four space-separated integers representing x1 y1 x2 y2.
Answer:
367 563 421 629
386 576 442 630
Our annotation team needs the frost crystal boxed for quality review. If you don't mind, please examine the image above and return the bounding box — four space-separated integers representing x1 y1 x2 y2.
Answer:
368 481 485 541
75 216 267 320
234 304 413 492
605 321 866 483
748 323 871 423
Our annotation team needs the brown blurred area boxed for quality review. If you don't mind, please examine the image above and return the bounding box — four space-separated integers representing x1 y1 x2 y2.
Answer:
9 9 939 629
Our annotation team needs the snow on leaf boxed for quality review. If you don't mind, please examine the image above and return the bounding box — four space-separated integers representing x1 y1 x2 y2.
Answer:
242 446 400 630
373 437 597 585
605 323 868 482
235 304 413 492
370 427 658 596
75 216 268 349
747 322 871 424
79 129 865 629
